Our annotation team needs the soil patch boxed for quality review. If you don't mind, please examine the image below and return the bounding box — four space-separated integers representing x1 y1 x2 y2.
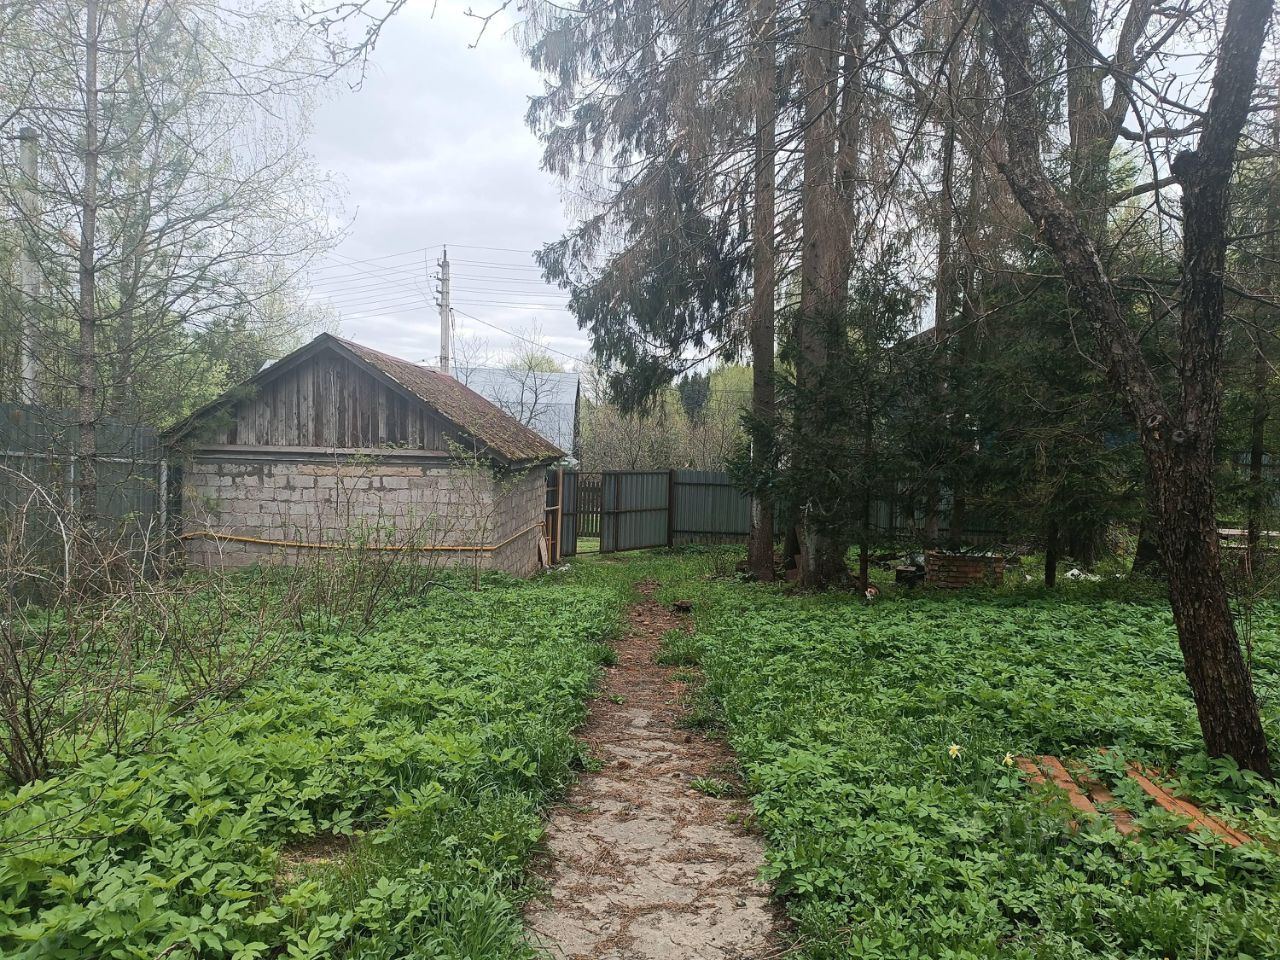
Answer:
525 581 778 959
275 833 353 888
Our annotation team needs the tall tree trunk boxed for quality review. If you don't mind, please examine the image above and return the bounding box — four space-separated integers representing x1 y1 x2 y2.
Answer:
924 484 941 543
859 401 872 586
783 524 801 572
114 236 142 416
113 69 144 418
924 35 958 548
949 488 967 549
1132 511 1162 574
1062 0 1153 560
795 0 849 587
935 128 956 342
747 0 777 581
948 70 991 554
929 0 966 551
984 0 1273 776
77 0 101 536
1063 0 1110 240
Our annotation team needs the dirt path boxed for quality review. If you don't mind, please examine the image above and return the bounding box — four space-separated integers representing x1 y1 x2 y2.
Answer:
524 582 777 960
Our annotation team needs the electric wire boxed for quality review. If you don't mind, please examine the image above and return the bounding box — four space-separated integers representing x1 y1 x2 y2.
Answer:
452 308 585 362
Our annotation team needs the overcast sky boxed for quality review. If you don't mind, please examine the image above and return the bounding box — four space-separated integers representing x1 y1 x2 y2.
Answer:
304 1 586 368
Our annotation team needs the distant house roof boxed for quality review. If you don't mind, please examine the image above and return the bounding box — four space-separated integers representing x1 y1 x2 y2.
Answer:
167 333 564 464
455 366 580 455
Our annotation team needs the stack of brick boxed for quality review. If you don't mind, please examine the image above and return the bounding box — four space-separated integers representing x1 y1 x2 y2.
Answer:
924 550 1005 588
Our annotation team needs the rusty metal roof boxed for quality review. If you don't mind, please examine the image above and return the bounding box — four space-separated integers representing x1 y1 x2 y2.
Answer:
332 336 564 463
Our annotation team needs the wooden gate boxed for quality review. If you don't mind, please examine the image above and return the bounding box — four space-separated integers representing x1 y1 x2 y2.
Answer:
578 473 601 538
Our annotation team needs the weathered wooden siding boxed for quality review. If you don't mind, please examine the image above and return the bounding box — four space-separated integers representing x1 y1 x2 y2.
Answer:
206 351 459 450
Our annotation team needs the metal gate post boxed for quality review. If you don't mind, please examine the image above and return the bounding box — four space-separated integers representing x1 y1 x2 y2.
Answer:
613 472 621 553
666 469 676 548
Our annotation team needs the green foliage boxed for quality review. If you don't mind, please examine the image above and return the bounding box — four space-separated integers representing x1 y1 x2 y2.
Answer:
677 371 712 423
689 776 735 799
538 157 745 413
594 549 1280 959
0 579 624 959
754 248 923 558
656 629 700 666
958 270 1146 566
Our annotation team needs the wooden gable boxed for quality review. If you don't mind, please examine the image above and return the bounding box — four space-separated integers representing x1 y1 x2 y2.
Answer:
204 348 460 451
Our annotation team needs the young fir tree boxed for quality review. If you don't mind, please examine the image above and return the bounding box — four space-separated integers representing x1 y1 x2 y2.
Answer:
760 249 919 586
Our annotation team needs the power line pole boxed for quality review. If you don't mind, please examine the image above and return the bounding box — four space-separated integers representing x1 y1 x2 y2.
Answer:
437 245 451 375
17 126 40 405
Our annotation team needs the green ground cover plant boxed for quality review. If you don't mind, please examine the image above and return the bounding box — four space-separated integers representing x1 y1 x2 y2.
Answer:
0 575 623 960
598 550 1280 959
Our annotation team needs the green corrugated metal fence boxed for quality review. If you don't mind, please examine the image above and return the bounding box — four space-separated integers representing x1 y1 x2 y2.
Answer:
556 467 1009 558
670 470 751 544
0 402 164 559
560 468 751 556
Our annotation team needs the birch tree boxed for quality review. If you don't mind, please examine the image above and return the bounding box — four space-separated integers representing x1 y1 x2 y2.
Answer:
0 0 338 529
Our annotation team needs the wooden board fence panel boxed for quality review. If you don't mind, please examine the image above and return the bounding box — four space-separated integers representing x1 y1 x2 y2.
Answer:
577 474 602 538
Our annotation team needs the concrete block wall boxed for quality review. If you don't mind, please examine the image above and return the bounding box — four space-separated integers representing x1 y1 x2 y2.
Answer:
490 469 549 579
182 455 548 577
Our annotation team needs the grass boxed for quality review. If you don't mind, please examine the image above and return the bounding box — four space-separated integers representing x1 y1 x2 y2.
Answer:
655 628 699 666
689 776 735 798
7 545 1280 959
562 547 1280 959
0 574 625 960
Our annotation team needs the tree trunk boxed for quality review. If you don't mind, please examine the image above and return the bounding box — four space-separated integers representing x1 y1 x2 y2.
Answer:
114 246 140 416
77 0 100 536
747 0 777 582
1248 92 1280 575
783 524 801 572
859 402 873 587
794 0 849 588
112 29 143 419
927 0 966 551
1132 513 1162 574
924 482 941 543
1044 519 1059 588
949 489 967 549
1063 0 1110 240
1154 453 1271 775
935 123 956 342
1060 0 1152 560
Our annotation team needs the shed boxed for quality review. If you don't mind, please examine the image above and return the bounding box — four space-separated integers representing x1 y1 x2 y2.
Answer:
165 333 564 576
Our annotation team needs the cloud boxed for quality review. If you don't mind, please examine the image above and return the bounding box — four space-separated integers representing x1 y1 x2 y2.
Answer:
305 0 585 366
